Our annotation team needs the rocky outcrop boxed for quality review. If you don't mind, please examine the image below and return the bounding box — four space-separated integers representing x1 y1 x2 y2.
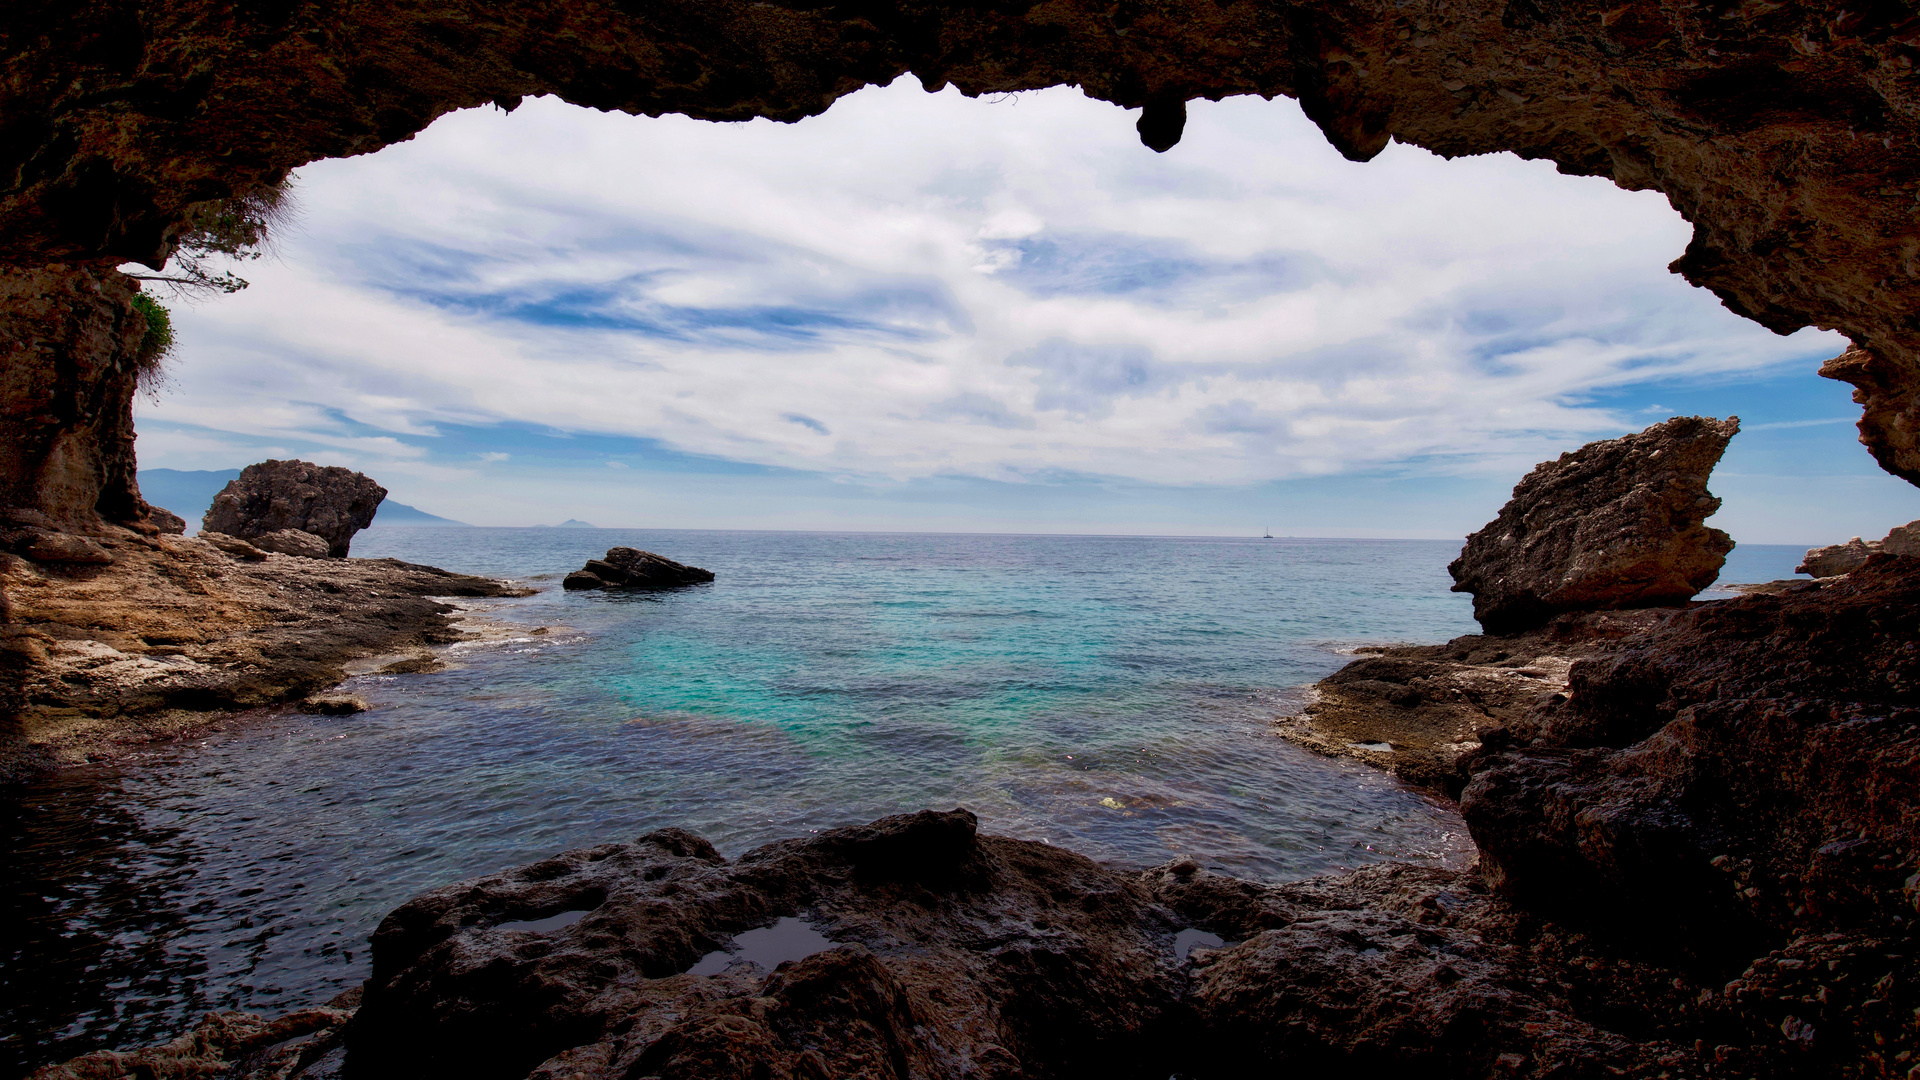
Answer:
203 461 387 559
1461 556 1920 966
562 547 714 590
1821 346 1920 488
28 1004 356 1080
1449 416 1738 634
211 799 1885 1079
0 525 526 782
1276 609 1671 796
0 267 153 527
1800 537 1877 578
249 527 331 559
1798 518 1920 576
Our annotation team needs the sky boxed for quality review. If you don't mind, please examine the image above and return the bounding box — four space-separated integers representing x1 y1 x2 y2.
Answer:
132 82 1920 544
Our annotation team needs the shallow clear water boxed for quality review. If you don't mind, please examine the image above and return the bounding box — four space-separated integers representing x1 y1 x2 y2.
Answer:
4 529 1797 1073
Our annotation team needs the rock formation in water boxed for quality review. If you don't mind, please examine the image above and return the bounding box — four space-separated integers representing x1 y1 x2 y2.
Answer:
1799 518 1920 577
562 547 714 590
1449 416 1738 634
202 460 387 559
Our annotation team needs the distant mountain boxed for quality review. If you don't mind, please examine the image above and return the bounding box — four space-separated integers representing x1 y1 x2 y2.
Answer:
138 468 240 528
535 519 597 528
370 501 468 527
139 468 466 530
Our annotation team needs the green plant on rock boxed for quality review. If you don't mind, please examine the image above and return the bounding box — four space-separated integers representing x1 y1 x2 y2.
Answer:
129 292 175 398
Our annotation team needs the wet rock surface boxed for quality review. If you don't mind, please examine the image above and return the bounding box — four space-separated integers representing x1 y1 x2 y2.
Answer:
562 547 715 590
1449 416 1738 634
0 525 526 782
28 1004 357 1080
203 461 388 559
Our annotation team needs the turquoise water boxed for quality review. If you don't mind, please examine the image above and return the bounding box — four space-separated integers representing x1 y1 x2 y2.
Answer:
0 530 1808 1072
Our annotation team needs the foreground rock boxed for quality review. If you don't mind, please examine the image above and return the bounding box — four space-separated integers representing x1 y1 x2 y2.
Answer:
203 460 388 558
1450 416 1738 634
562 547 714 591
1798 517 1920 577
1463 556 1920 963
30 1005 356 1080
336 810 1695 1079
0 524 525 782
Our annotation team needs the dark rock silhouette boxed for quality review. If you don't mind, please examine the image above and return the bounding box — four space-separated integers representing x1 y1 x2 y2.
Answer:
1449 416 1738 634
562 547 714 590
202 460 387 558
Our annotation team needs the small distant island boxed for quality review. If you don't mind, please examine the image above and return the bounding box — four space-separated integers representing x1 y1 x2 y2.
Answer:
535 519 596 528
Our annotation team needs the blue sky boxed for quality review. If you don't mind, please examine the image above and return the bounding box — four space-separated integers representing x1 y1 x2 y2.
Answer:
133 84 1920 543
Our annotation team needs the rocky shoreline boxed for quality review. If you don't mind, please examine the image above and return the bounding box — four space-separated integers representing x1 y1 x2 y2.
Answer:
0 525 528 783
30 561 1918 1079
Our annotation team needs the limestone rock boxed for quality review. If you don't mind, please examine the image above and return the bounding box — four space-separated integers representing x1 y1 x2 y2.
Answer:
250 528 331 559
20 532 113 564
1461 556 1920 963
202 460 387 558
1820 345 1920 488
1799 537 1875 577
300 693 371 714
1796 518 1920 576
27 1005 354 1080
145 505 186 534
563 547 713 590
1 529 527 781
1449 416 1738 634
198 531 269 561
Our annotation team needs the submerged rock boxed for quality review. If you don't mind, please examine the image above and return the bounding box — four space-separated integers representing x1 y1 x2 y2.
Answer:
202 460 387 558
1449 416 1738 634
562 547 714 590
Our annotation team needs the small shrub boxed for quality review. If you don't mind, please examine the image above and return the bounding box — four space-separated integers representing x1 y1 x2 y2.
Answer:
129 292 175 393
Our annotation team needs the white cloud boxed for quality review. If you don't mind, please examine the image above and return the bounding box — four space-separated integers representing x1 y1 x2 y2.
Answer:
137 83 1843 492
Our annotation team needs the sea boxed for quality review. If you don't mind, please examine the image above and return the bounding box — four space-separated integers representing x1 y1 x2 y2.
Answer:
0 529 1810 1074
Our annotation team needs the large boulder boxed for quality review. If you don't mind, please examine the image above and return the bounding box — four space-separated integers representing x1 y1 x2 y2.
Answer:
1449 416 1738 634
562 547 714 590
201 460 386 558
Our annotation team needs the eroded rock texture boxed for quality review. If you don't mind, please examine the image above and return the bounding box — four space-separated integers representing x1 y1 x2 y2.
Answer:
318 803 1913 1079
6 0 1920 520
0 267 154 527
4 0 1920 381
0 527 523 781
1463 557 1920 967
202 460 387 558
1449 416 1737 633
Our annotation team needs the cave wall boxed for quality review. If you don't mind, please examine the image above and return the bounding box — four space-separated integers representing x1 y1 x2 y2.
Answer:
4 0 1920 517
0 266 149 527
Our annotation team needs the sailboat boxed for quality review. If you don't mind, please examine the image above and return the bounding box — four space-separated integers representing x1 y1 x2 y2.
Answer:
1263 527 1274 539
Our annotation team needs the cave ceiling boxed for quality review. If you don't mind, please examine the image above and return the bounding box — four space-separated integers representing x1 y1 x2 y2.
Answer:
5 0 1920 476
